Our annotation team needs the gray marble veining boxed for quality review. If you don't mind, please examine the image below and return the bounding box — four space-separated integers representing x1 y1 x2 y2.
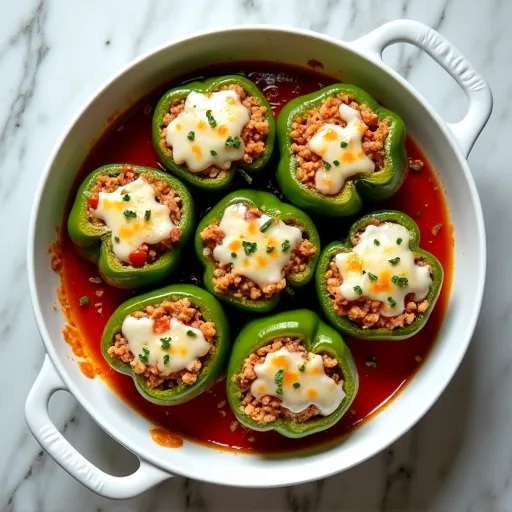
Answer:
1 0 511 510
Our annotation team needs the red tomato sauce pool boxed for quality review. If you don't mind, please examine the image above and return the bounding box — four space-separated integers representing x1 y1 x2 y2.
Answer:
60 62 453 453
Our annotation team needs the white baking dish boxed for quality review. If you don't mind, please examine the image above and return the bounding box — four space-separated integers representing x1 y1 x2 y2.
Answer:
25 20 491 499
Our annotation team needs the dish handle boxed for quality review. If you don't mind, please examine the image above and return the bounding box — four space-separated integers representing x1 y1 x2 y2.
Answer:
25 356 172 499
351 19 492 158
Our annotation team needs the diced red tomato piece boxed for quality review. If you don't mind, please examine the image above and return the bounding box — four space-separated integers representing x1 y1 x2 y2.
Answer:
88 195 99 209
153 317 170 334
129 248 147 268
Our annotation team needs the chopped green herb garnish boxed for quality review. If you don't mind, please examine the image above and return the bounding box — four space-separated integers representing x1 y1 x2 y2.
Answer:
276 388 284 395
187 330 197 337
298 363 306 372
333 160 340 166
266 246 275 254
259 218 274 233
187 130 195 140
396 238 403 245
160 337 171 349
389 257 400 265
368 272 378 281
231 252 237 258
206 109 217 128
362 270 367 275
210 149 217 156
397 277 409 287
274 369 284 387
123 210 136 219
323 160 332 170
139 347 150 364
281 240 291 252
293 382 301 389
114 236 120 243
144 210 151 221
123 194 130 201
79 296 89 307
225 136 241 148
374 239 380 246
163 355 170 365
391 275 399 284
340 140 348 148
387 297 397 308
353 285 363 296
242 241 257 255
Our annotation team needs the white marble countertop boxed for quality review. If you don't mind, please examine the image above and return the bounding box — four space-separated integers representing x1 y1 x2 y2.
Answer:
2 0 510 510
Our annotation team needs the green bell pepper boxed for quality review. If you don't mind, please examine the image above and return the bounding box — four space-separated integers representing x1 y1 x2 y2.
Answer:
152 75 276 191
195 190 321 313
226 309 358 438
276 84 408 217
101 284 230 405
67 164 195 289
316 210 444 340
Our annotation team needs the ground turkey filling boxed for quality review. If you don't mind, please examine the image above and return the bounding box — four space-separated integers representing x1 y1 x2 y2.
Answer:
200 207 317 300
236 337 342 425
325 221 431 330
159 84 269 178
290 94 390 190
107 298 216 388
89 165 182 265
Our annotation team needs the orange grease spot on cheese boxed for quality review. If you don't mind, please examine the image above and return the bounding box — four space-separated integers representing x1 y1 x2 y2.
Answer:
192 145 203 160
284 371 298 386
176 123 182 131
272 355 287 368
217 125 228 136
323 129 337 142
242 259 250 269
226 96 236 106
256 384 266 394
345 254 362 272
197 120 206 130
309 366 320 375
371 270 393 293
256 256 268 268
171 346 188 356
248 221 258 235
150 428 183 448
342 152 355 164
358 151 365 158
307 389 318 399
229 240 242 251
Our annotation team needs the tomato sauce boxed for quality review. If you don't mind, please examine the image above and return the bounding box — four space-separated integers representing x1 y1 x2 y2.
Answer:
59 62 453 453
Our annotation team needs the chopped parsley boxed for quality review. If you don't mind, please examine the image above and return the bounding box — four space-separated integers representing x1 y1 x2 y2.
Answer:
298 363 306 372
353 285 363 296
368 272 378 281
187 130 195 140
114 236 120 243
242 241 257 255
274 369 284 387
187 330 197 337
139 347 150 364
163 355 170 365
362 270 367 275
144 210 151 221
396 277 409 287
123 210 136 219
281 240 291 252
79 296 89 307
396 238 403 245
123 194 130 201
259 218 274 233
387 296 397 308
160 337 171 349
373 239 380 246
276 388 284 395
206 109 217 128
323 160 332 171
391 275 399 284
389 257 400 265
266 246 275 254
231 252 237 258
340 140 348 148
210 149 217 156
293 382 301 389
333 160 340 166
225 136 241 148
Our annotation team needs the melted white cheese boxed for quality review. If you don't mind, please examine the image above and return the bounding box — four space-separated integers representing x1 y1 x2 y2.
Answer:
94 178 175 264
335 223 432 317
309 104 375 195
122 316 210 375
212 204 303 287
251 348 345 416
166 90 250 172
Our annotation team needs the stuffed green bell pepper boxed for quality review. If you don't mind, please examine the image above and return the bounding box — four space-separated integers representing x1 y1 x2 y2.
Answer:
316 210 443 340
67 164 194 289
276 84 408 217
153 75 276 191
226 309 358 438
102 284 230 405
195 190 320 313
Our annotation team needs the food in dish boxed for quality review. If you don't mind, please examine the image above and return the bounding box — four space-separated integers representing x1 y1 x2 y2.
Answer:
196 190 320 312
101 284 230 405
277 84 407 217
226 310 358 438
67 164 195 289
153 75 275 190
316 210 443 340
